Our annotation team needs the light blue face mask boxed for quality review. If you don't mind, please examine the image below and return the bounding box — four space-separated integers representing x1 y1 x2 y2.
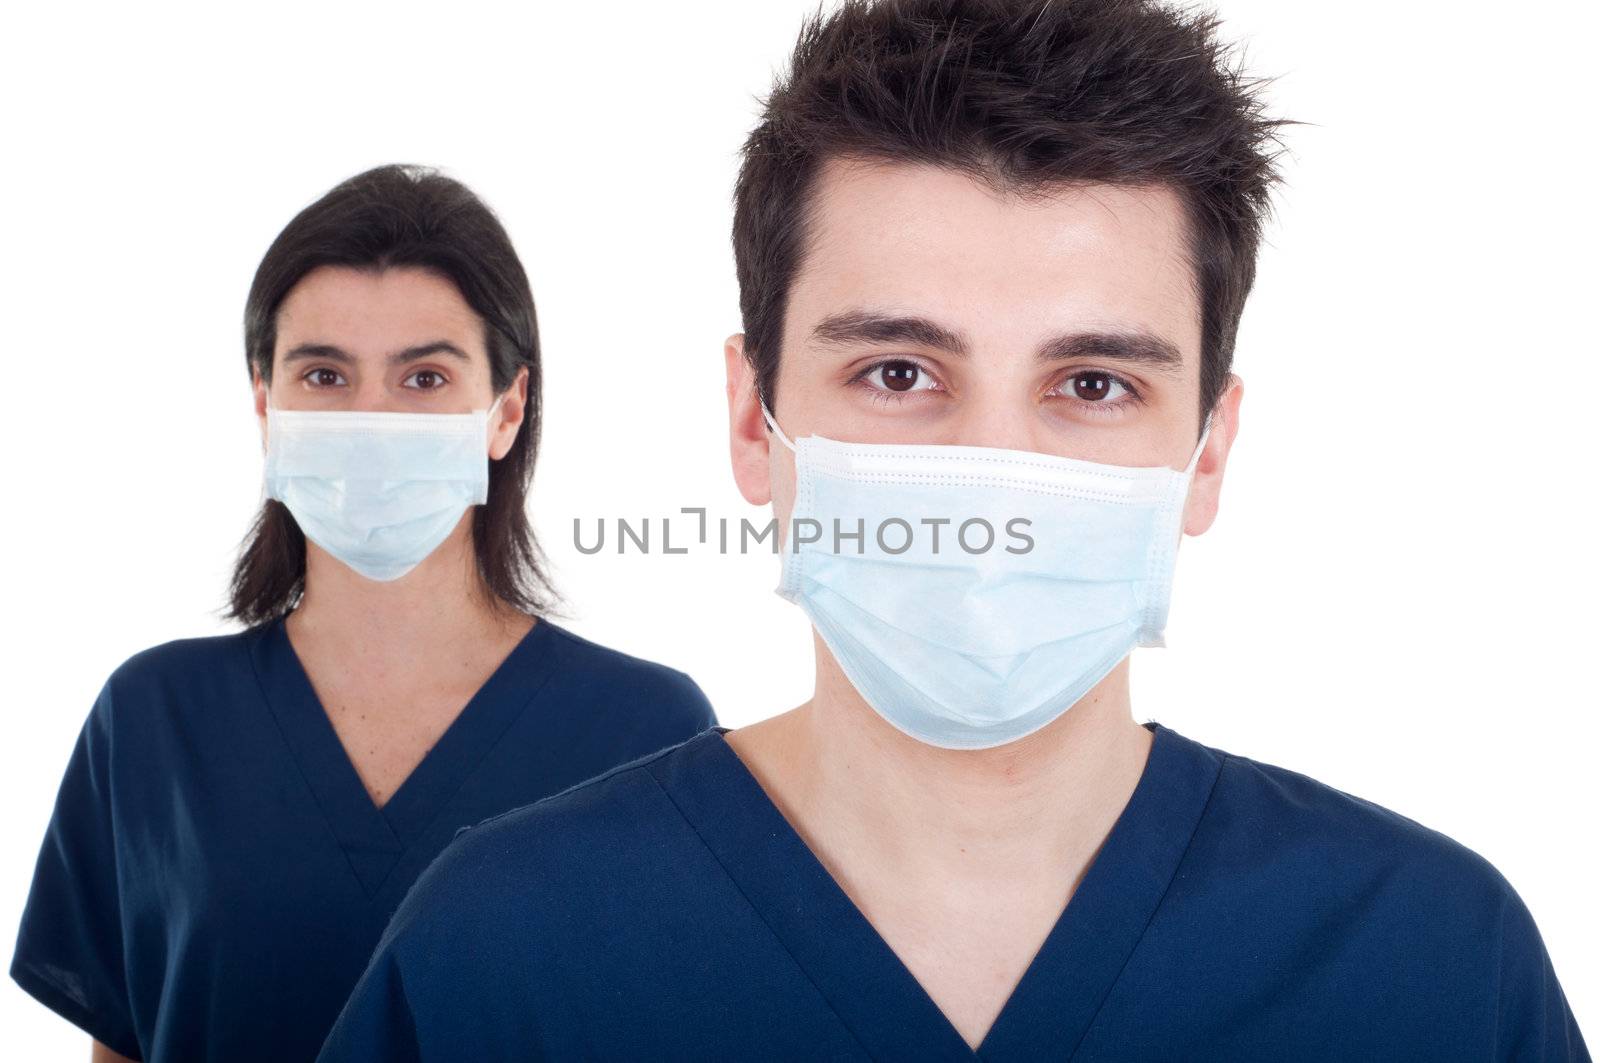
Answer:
261 393 504 582
764 404 1211 750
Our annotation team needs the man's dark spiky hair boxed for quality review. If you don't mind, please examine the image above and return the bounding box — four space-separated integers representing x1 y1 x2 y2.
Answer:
732 0 1295 423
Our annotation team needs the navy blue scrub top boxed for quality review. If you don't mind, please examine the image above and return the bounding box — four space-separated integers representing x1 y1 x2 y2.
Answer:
10 614 717 1062
319 720 1588 1062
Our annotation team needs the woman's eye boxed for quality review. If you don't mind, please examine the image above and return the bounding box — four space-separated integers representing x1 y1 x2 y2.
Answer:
404 369 446 390
863 359 936 393
1062 370 1131 404
305 367 345 388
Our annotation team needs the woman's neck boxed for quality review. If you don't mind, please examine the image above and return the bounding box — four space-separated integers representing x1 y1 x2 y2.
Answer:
287 515 531 659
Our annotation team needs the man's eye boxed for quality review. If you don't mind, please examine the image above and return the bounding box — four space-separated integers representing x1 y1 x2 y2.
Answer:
1064 371 1131 403
864 360 935 393
305 367 345 387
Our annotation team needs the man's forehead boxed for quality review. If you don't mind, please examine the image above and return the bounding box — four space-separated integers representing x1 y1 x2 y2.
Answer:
787 157 1201 358
805 156 1190 260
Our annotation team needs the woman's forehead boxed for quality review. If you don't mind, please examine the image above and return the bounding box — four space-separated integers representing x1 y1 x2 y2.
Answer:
274 265 485 361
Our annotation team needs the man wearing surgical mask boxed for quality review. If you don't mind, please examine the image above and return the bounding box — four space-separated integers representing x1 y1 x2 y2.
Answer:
319 2 1587 1058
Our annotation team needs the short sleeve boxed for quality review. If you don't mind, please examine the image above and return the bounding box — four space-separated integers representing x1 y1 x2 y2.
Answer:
1493 883 1590 1061
9 678 141 1059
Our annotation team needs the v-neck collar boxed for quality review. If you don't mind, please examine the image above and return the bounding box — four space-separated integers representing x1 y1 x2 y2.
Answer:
245 612 560 898
654 720 1223 1061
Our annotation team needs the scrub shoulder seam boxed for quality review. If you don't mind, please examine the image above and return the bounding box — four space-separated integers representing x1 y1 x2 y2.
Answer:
454 731 713 839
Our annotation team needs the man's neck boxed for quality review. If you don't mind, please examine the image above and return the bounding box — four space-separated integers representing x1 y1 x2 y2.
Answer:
728 645 1154 897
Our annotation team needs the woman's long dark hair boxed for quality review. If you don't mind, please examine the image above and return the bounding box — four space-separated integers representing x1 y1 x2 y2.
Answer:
225 164 558 626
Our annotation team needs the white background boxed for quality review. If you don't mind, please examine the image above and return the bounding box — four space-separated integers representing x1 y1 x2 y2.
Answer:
2 0 1594 1054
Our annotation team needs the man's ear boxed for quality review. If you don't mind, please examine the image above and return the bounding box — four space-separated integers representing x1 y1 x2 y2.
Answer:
726 334 773 506
1182 373 1244 537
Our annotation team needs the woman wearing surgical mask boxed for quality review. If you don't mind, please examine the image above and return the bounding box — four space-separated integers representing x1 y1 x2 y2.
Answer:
10 164 717 1063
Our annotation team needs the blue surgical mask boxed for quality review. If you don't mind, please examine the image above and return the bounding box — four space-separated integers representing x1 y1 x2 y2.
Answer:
763 404 1211 750
260 393 504 582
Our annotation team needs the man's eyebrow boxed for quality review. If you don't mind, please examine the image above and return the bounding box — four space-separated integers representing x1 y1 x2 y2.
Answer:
808 309 1183 373
810 311 969 357
1035 329 1184 372
280 341 472 365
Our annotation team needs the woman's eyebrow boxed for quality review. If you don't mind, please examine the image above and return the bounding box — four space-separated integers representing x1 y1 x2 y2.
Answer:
280 341 472 365
809 309 1183 373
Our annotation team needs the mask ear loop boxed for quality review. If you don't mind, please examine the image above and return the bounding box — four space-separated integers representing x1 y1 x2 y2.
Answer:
760 401 797 453
1184 411 1214 476
480 392 508 450
258 388 277 505
1140 410 1216 648
259 386 279 457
